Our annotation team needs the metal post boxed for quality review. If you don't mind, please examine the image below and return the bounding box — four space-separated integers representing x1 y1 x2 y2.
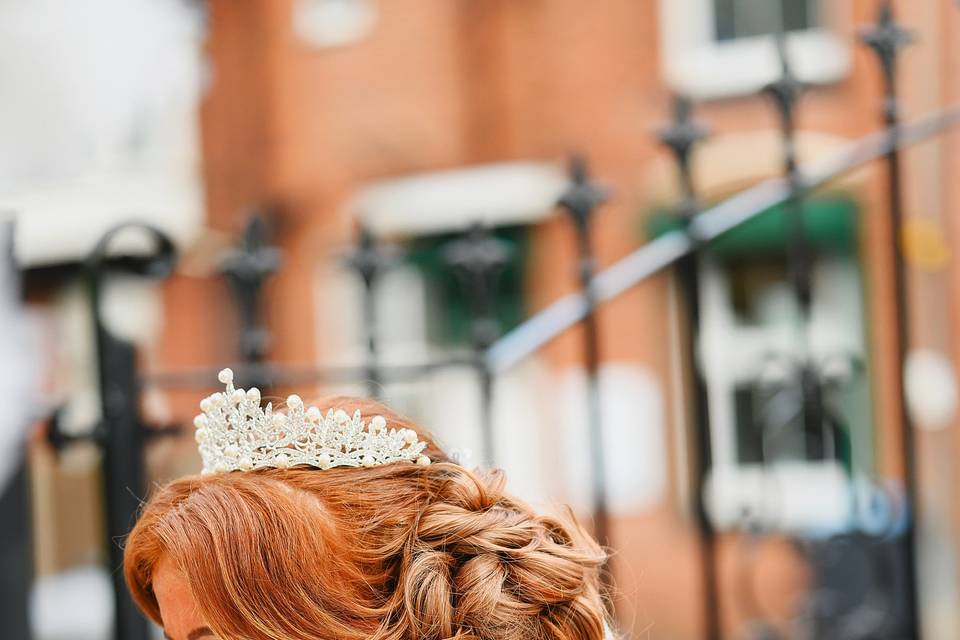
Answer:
86 223 176 640
657 96 720 640
557 156 611 549
762 33 829 459
219 213 282 390
860 3 921 636
443 223 512 466
0 462 31 640
0 219 31 640
764 33 813 317
343 226 400 398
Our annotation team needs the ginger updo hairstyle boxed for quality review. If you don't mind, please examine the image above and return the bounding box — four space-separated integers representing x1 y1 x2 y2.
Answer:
124 396 610 640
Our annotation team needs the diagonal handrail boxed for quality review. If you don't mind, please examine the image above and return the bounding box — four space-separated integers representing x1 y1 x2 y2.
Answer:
485 104 960 373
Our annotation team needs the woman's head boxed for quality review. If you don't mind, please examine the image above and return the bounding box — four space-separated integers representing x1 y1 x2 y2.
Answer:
125 397 609 640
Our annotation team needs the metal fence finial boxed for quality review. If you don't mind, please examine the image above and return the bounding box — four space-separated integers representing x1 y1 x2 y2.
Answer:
219 212 283 373
657 95 709 220
443 222 513 466
342 224 401 397
860 1 913 101
764 31 805 152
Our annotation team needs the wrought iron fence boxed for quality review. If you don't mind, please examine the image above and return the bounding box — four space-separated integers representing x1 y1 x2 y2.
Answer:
36 1 960 638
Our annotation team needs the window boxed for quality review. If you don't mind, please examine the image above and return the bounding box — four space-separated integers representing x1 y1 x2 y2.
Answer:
293 0 378 48
337 162 561 461
691 198 873 531
714 0 817 42
348 161 563 348
405 226 529 348
658 0 850 99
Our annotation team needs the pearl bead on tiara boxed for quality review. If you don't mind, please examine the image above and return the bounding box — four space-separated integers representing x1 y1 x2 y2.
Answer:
194 368 431 475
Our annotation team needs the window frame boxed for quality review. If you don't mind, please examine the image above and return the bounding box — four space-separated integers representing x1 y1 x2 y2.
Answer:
657 0 852 100
694 199 872 533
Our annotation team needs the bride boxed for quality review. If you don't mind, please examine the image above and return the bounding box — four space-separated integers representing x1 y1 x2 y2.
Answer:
124 369 612 640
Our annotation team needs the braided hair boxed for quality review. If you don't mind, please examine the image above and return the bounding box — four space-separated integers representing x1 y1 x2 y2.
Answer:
125 397 610 640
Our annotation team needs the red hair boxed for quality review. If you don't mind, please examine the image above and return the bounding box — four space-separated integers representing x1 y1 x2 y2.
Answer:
125 397 608 640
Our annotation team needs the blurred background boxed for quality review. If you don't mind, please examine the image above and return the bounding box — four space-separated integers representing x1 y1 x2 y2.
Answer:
2 0 960 638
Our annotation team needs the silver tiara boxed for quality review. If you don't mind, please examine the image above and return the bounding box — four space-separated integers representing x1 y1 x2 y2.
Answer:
193 369 431 475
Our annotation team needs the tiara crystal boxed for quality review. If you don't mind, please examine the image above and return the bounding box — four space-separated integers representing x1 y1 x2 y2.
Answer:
193 368 431 475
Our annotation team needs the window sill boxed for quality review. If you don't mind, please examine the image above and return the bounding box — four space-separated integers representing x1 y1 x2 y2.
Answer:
664 29 851 101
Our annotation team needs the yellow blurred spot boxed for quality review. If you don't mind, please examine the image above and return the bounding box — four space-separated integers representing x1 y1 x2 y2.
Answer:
902 218 950 271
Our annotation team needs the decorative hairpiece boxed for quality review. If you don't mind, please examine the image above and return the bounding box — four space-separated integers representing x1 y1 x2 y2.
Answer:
193 368 431 475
